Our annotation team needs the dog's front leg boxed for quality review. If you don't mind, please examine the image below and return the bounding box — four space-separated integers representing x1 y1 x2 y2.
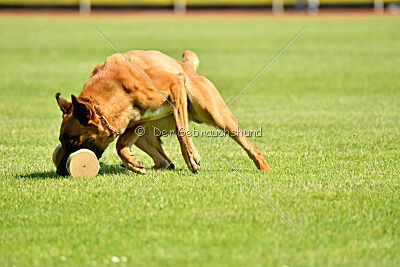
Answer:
116 124 146 174
170 74 201 173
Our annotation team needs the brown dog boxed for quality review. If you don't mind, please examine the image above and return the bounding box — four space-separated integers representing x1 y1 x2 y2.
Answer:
55 50 272 176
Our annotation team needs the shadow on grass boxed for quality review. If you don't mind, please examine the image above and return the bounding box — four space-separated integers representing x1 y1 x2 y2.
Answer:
17 163 127 179
98 163 127 176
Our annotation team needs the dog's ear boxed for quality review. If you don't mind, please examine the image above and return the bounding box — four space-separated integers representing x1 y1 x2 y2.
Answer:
71 94 92 126
55 92 72 114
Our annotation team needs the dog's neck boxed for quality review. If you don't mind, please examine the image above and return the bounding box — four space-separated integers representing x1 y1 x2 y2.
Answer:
91 105 120 137
78 94 134 137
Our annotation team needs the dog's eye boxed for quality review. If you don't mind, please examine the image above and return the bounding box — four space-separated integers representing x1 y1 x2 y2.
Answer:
62 136 76 147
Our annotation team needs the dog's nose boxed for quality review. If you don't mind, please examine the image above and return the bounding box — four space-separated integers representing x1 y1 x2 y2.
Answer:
56 165 69 176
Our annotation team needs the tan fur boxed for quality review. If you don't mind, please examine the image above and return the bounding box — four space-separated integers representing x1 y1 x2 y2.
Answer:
55 50 272 175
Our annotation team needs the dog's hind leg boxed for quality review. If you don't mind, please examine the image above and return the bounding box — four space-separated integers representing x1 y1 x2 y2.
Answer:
187 75 273 172
116 124 146 174
214 108 272 171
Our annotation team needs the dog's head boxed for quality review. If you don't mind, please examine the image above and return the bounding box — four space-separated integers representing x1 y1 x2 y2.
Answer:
55 93 114 176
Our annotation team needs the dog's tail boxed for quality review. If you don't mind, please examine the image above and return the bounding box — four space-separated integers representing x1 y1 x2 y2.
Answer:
182 50 200 72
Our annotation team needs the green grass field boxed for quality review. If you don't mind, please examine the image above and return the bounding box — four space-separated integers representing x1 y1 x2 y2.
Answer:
0 14 399 266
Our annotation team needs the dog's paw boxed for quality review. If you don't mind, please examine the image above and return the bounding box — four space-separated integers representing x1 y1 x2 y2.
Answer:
187 152 201 174
260 165 273 172
257 158 273 172
123 160 145 174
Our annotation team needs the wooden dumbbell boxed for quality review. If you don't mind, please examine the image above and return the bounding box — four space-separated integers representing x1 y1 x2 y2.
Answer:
53 145 99 177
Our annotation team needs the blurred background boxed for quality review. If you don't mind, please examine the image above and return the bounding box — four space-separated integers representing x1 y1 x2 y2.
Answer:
1 0 400 14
